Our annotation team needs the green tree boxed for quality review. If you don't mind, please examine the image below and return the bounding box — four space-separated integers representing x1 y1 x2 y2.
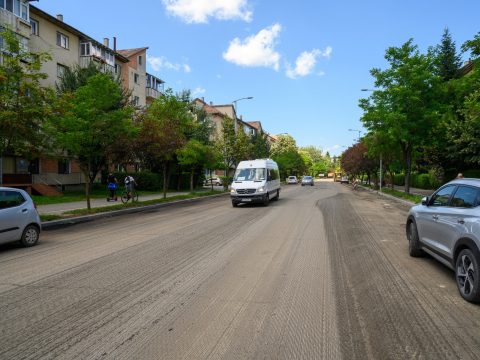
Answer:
249 132 270 159
431 28 462 81
137 90 193 198
270 134 305 178
177 139 210 192
0 27 54 182
359 39 442 193
215 116 252 181
49 73 135 209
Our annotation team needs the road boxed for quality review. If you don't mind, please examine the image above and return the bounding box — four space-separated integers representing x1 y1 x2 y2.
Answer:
1 180 479 359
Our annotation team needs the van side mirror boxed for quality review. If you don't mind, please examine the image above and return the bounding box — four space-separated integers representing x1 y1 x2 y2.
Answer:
421 196 429 206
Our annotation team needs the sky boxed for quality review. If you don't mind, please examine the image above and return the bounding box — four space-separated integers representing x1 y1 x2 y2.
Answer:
34 0 480 156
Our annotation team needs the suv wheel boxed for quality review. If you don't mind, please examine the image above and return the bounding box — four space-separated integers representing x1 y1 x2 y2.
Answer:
456 248 480 303
20 225 40 247
407 220 423 257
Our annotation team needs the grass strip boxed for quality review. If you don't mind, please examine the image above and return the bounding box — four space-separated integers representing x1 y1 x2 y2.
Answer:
380 187 423 203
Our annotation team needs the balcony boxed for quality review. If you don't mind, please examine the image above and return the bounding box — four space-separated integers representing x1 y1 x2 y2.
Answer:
79 56 115 74
146 73 164 104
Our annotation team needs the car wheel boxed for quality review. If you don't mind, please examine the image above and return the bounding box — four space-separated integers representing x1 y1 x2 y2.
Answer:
272 189 279 201
263 193 269 206
20 225 40 247
232 201 238 207
407 220 423 257
456 248 480 303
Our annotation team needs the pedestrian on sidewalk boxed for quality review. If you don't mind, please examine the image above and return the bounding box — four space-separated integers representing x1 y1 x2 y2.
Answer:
107 173 118 201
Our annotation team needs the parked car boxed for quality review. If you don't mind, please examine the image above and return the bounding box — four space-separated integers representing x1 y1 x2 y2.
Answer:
406 178 480 302
340 176 349 184
301 176 314 186
0 187 41 247
204 177 222 186
287 176 298 185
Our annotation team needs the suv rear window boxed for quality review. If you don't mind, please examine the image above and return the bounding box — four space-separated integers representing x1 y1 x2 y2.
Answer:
0 190 26 209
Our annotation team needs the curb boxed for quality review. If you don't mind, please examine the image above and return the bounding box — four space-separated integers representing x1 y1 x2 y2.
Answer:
41 192 229 230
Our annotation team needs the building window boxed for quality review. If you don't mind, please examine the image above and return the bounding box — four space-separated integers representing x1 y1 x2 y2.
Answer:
138 55 142 66
133 96 140 106
20 2 27 20
56 32 69 49
57 63 67 78
30 18 38 35
134 73 139 84
1 0 27 20
80 42 90 56
58 159 70 174
115 64 121 75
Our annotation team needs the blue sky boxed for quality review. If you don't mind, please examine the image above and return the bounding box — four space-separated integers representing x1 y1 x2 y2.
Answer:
35 0 480 155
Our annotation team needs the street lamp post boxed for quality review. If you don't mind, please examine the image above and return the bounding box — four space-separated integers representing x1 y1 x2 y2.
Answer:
232 96 253 132
348 128 362 142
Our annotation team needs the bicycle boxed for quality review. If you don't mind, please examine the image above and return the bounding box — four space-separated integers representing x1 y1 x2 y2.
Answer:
121 187 139 203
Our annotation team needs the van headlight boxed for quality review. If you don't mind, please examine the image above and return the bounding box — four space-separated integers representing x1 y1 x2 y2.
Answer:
230 189 236 194
257 187 265 193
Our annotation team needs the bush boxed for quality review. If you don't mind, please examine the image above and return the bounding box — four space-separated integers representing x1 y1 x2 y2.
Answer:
394 174 405 186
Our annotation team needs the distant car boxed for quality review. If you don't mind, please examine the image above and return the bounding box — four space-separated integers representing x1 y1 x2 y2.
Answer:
0 187 41 247
406 178 480 302
301 176 314 186
286 176 298 184
340 176 349 184
204 177 222 186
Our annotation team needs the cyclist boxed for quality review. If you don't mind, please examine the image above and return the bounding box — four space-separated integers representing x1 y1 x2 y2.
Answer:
124 175 137 199
107 173 118 201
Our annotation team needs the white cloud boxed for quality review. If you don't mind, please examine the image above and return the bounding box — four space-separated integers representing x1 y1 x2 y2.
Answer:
192 86 206 97
286 47 332 79
223 23 281 70
163 0 252 23
147 55 191 73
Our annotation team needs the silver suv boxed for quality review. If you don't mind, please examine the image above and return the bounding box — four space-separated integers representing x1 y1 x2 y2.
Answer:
406 178 480 302
0 187 41 247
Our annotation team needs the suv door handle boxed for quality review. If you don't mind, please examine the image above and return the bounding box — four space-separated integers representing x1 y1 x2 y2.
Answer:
458 219 465 224
432 215 439 220
22 209 28 213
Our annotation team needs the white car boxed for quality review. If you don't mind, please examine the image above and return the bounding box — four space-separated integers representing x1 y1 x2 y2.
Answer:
287 176 298 184
204 177 222 186
0 187 41 247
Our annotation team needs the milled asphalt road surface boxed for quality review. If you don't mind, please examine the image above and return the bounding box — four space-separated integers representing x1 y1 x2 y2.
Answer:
1 180 479 359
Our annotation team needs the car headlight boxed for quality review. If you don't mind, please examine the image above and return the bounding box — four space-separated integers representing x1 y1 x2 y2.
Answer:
230 189 236 194
257 187 265 193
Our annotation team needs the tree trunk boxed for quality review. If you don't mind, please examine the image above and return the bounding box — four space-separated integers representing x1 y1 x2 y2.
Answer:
404 150 412 194
162 163 167 199
82 168 92 210
190 169 194 193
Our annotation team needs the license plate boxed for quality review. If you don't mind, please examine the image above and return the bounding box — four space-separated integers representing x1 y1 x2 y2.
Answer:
241 198 252 202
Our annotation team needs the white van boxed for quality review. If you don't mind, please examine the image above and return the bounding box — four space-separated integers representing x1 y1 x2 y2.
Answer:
230 159 281 207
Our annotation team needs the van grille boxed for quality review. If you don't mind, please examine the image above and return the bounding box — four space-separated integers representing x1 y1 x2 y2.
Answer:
236 189 256 194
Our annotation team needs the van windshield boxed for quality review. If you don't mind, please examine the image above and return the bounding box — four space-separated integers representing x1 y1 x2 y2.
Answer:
234 168 266 181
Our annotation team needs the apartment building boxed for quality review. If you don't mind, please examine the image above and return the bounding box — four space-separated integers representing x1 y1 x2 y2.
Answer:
116 47 164 107
0 3 165 192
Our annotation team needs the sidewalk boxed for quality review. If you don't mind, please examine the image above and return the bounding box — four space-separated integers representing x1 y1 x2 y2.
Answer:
37 187 222 215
